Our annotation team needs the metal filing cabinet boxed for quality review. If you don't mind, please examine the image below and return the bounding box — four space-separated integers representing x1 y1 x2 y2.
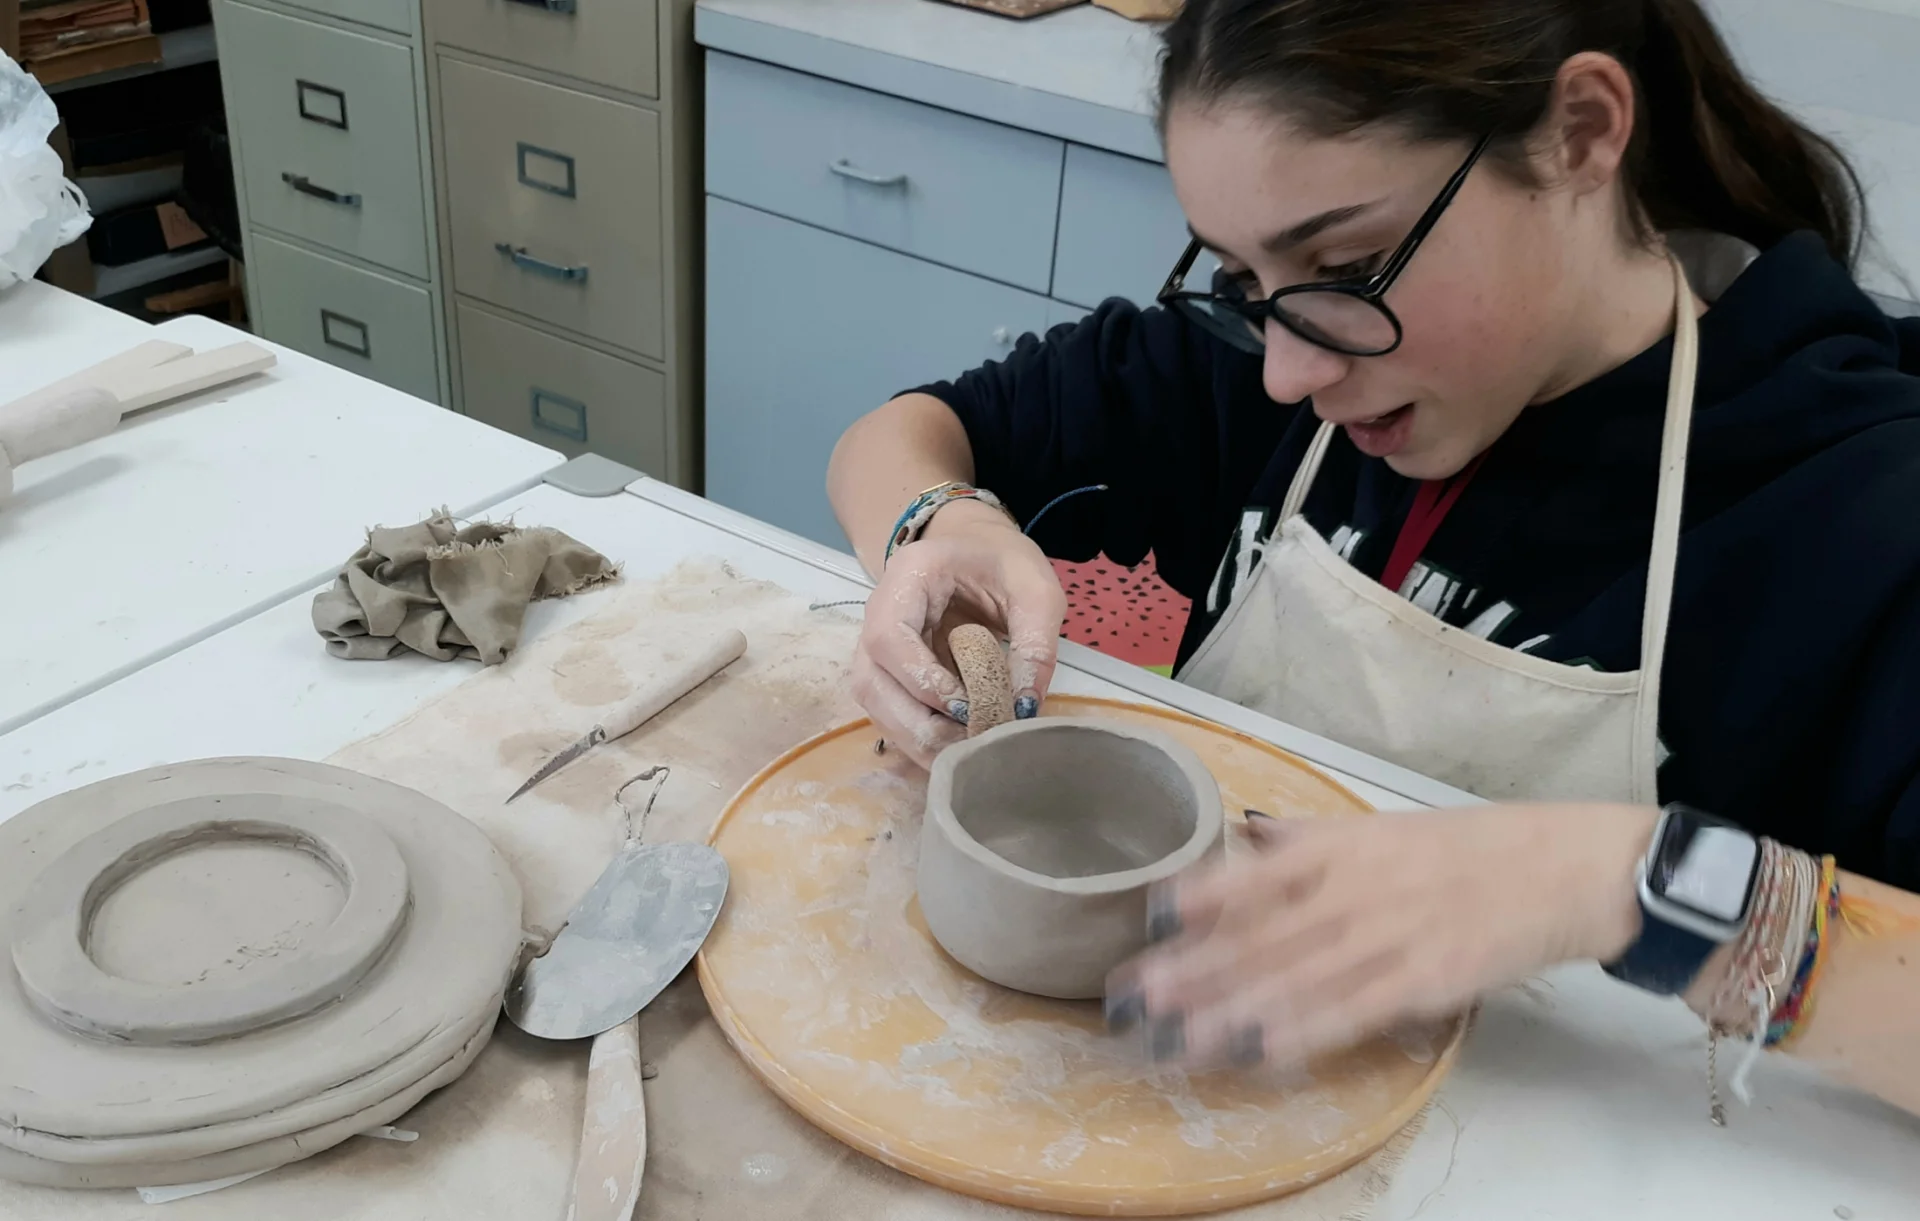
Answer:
214 0 702 485
426 0 701 484
214 0 449 403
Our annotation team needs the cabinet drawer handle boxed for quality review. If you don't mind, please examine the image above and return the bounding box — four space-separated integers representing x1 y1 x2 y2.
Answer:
495 242 589 283
530 388 588 442
829 159 907 189
321 309 372 358
505 0 577 12
282 173 361 208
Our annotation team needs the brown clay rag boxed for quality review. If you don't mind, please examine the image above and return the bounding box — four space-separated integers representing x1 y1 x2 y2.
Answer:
312 512 619 663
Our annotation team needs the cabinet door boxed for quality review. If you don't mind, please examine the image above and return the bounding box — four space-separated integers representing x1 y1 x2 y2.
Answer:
706 197 1054 549
1054 144 1217 310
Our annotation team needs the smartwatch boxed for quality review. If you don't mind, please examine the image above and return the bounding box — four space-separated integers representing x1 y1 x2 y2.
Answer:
1603 804 1762 996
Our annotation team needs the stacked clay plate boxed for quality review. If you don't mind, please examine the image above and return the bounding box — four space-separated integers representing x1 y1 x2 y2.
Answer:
0 758 522 1188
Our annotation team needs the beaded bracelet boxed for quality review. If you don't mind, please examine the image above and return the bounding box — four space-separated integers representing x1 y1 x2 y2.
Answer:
882 482 1013 567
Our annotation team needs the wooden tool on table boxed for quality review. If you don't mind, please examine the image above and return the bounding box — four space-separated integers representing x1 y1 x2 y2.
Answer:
506 629 750 803
0 337 277 507
505 764 731 1218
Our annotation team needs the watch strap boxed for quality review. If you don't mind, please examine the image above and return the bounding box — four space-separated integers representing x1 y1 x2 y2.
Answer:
1602 803 1752 996
1602 906 1720 996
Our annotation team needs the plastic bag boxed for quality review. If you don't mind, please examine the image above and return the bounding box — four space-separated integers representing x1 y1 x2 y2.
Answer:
0 52 92 290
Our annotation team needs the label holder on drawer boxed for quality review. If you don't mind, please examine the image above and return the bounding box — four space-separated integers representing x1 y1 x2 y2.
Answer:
320 309 373 359
516 143 578 198
296 81 349 130
530 388 588 443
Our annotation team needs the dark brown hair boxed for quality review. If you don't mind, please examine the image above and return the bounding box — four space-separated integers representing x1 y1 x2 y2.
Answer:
1159 0 1864 267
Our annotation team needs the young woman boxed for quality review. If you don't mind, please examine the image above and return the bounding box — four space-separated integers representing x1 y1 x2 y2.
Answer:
827 0 1920 1115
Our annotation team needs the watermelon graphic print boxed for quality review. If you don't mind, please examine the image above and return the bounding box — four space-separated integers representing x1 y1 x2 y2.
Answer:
1051 554 1192 676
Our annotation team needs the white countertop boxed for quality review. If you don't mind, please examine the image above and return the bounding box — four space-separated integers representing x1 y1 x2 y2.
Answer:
696 0 1167 161
0 280 156 394
0 300 562 736
3 478 1916 1219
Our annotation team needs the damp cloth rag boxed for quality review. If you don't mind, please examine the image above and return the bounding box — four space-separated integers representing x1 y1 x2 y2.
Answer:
312 511 620 663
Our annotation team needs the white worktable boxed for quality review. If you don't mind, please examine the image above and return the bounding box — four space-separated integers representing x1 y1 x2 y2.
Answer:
0 290 563 736
2 478 1914 1220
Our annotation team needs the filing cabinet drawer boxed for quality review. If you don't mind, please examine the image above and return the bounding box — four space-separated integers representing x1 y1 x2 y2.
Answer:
216 1 430 279
426 0 656 98
456 303 667 474
704 52 1062 294
276 0 414 37
441 57 664 359
248 232 442 404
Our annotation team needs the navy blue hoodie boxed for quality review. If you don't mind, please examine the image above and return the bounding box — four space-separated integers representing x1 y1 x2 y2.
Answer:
918 233 1920 889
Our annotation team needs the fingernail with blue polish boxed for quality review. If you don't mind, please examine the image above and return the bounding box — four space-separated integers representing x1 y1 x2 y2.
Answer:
948 700 970 725
1103 991 1145 1034
1146 888 1182 943
1014 694 1039 720
1149 1014 1186 1063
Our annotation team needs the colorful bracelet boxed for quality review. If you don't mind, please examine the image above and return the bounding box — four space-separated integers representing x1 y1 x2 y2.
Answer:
1765 855 1841 1049
882 482 1012 567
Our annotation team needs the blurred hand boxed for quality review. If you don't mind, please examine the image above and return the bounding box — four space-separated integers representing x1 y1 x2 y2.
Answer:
850 500 1066 768
1105 802 1657 1068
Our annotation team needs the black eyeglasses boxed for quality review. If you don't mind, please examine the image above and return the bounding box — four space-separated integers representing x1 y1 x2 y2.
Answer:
1157 133 1494 358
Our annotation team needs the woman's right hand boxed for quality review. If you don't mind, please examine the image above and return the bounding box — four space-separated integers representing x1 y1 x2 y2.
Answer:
851 499 1067 768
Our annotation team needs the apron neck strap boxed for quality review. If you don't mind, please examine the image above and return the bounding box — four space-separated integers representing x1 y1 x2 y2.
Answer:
1629 254 1703 787
1280 420 1339 522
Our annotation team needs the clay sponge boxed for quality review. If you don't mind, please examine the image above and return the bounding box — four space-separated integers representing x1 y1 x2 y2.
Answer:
917 718 1222 999
0 758 523 1189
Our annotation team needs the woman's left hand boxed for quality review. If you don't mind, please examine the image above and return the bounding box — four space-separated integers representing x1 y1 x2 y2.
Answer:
1105 802 1659 1068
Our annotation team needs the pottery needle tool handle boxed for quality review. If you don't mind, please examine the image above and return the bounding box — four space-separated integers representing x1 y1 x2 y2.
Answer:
564 767 667 1221
506 628 749 803
569 1014 647 1221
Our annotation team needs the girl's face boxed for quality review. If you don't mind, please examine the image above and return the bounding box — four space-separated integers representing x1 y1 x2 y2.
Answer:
1164 102 1601 481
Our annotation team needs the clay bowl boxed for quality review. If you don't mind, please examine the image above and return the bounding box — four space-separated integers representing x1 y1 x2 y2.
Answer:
918 717 1223 1000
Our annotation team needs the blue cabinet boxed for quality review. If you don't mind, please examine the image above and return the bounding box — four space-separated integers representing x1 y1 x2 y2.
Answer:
701 51 1199 548
706 197 1057 547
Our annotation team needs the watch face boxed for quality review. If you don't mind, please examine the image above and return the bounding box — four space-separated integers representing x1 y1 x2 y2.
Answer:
1650 818 1759 927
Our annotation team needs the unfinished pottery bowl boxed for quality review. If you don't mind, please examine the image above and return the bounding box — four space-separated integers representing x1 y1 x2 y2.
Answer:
918 717 1223 1000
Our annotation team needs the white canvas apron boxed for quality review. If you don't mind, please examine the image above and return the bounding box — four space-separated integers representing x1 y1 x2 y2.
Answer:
1178 256 1701 804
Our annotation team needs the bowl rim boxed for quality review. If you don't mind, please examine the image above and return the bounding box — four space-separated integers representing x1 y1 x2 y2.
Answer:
923 716 1223 896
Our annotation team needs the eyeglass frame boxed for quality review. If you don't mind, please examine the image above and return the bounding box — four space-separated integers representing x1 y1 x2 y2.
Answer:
1156 132 1496 357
